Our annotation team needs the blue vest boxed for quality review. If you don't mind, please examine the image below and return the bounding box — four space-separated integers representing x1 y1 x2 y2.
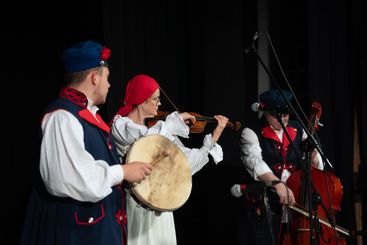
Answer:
258 119 303 178
254 118 304 213
20 97 126 245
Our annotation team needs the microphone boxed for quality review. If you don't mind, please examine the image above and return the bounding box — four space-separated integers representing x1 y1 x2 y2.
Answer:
230 182 268 197
244 31 259 54
251 102 290 115
251 102 264 112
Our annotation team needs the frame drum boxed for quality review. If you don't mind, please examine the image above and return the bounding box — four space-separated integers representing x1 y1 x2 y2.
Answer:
125 134 192 212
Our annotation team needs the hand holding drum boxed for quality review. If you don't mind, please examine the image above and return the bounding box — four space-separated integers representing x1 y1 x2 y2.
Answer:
125 134 192 212
122 162 153 183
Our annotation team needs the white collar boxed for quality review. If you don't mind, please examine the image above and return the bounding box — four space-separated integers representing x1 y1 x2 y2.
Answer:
87 98 99 116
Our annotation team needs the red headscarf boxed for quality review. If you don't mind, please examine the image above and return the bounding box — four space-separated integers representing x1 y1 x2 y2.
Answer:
116 74 160 116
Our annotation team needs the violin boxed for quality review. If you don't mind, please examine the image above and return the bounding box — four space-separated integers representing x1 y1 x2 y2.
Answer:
146 111 241 134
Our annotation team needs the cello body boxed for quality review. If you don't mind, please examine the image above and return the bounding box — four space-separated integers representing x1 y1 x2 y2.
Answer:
284 167 347 245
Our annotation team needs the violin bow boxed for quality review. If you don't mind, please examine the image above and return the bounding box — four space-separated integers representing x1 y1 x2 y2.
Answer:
159 86 181 113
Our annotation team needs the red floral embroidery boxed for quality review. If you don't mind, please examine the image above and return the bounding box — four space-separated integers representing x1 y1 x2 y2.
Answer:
59 87 88 108
115 209 127 225
273 163 296 174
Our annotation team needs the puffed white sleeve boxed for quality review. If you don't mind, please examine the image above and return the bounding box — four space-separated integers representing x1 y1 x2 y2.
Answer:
111 112 190 157
40 110 123 203
111 115 147 157
239 127 272 180
200 134 223 164
146 111 190 140
174 134 223 175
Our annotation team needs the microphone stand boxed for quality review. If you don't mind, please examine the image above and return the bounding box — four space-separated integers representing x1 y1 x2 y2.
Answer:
246 41 338 245
300 136 321 245
263 186 277 245
273 113 317 245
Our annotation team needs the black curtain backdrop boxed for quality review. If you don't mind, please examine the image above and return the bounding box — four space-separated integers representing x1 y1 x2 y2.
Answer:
3 0 365 244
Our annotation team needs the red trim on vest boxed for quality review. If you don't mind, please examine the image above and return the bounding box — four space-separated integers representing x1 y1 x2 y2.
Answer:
261 126 297 148
262 126 298 175
59 87 88 108
79 109 110 133
74 204 105 225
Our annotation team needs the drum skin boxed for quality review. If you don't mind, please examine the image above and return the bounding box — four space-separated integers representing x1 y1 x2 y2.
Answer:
125 134 192 212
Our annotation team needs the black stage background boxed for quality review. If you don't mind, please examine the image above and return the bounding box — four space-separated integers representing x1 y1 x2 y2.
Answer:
2 0 366 244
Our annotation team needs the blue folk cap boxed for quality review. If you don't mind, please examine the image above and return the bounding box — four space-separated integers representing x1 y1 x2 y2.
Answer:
259 89 293 114
61 40 111 73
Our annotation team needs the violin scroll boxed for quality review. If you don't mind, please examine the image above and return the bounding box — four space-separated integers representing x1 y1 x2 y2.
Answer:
227 121 242 132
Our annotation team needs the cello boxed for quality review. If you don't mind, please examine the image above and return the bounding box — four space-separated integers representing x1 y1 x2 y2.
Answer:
284 101 349 245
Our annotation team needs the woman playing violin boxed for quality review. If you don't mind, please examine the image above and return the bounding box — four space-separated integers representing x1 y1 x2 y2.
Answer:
110 74 228 245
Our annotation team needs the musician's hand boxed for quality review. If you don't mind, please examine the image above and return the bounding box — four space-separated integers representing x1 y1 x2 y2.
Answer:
213 115 228 130
122 162 153 183
211 115 228 144
273 182 295 205
311 148 320 168
179 112 196 125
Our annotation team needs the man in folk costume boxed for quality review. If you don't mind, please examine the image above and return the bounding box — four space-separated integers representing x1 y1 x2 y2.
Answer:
20 40 152 245
238 89 323 245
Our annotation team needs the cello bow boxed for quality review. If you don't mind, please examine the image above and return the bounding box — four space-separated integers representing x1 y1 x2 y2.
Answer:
289 203 350 237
